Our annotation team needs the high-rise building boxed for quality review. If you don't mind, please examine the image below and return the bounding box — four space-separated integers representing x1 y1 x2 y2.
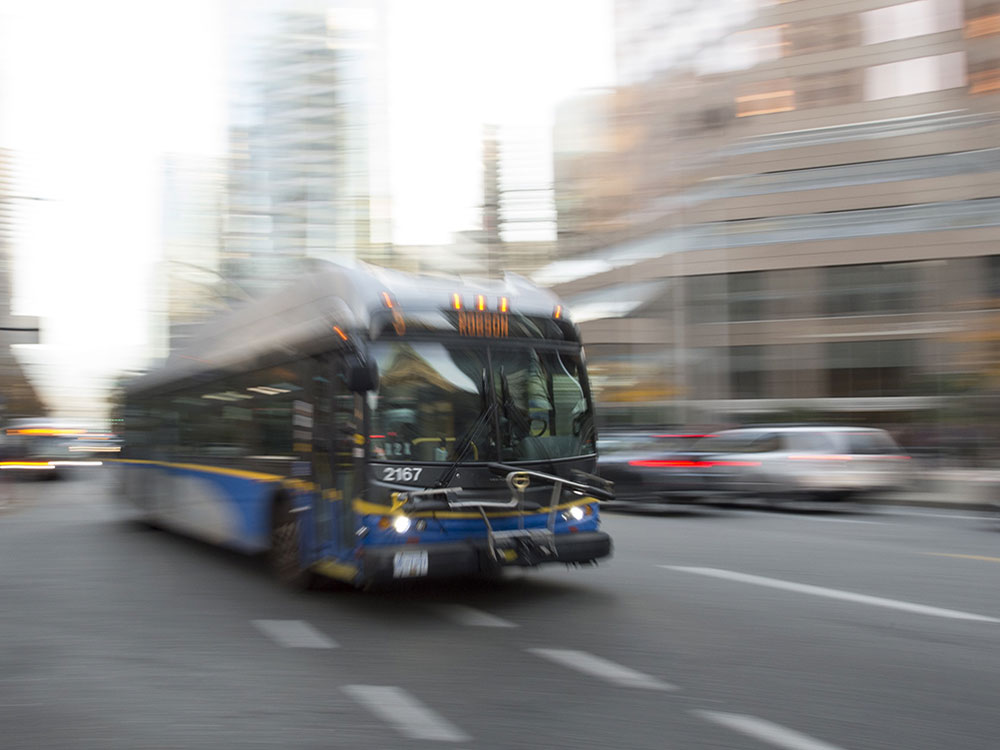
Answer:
157 155 229 357
221 2 392 297
0 149 46 419
549 0 1000 427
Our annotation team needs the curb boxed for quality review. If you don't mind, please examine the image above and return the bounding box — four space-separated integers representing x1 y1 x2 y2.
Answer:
869 496 997 513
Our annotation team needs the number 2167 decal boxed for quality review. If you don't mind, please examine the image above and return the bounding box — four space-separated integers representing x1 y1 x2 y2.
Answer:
382 466 424 482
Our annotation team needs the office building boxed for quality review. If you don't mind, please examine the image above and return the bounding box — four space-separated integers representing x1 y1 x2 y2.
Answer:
548 0 1000 426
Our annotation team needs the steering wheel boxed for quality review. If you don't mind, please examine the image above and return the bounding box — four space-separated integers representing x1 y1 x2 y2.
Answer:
529 417 548 437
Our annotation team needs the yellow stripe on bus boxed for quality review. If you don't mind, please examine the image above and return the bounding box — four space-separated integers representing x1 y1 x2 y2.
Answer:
112 459 282 482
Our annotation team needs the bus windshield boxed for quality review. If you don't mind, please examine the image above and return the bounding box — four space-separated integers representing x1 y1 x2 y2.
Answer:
368 340 595 463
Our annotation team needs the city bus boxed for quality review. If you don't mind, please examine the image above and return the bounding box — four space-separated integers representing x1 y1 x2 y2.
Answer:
116 263 612 588
0 419 113 477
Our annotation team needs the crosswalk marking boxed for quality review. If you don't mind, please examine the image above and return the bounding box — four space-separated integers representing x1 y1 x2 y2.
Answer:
430 604 517 627
696 711 849 750
251 619 337 648
662 566 1000 623
343 685 471 742
527 648 676 690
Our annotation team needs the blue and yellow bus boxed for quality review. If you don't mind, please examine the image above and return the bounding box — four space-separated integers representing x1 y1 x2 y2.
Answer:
117 263 612 587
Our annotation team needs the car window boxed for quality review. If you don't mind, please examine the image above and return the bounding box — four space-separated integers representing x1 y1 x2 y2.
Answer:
786 431 837 452
695 432 758 453
845 430 901 455
599 438 652 454
749 433 782 453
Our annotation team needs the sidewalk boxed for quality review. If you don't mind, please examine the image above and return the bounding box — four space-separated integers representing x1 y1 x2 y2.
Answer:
879 466 1000 511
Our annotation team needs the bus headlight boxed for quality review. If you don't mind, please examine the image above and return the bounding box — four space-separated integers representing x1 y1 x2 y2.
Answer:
561 506 585 522
393 516 412 534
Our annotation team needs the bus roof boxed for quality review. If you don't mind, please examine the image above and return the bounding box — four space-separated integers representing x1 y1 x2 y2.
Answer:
125 262 566 396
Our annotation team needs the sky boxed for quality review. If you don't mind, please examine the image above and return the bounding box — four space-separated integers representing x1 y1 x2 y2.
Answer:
0 0 613 417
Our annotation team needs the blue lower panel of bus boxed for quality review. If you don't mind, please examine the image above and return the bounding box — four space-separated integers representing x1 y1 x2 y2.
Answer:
357 506 600 546
120 461 286 553
344 508 609 583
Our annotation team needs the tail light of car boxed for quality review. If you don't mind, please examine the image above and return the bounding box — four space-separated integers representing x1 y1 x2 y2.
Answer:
628 459 762 468
628 459 707 468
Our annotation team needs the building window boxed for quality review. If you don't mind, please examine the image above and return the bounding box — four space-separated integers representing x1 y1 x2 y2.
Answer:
676 105 734 136
862 0 962 45
785 14 859 54
987 254 1000 299
864 52 966 99
823 263 922 317
826 340 917 397
969 59 1000 94
796 69 860 108
728 272 767 321
729 25 789 68
771 343 816 397
686 274 727 324
736 79 795 117
730 345 766 399
965 1 1000 37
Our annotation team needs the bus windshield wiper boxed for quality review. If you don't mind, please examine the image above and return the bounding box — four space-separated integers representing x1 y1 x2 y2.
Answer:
433 369 500 489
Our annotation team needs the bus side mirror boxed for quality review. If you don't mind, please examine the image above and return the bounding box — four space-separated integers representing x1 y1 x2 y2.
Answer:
346 355 379 392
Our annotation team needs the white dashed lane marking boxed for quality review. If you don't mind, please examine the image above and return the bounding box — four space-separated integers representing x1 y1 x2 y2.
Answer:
430 604 517 627
251 619 338 648
663 566 1000 623
696 711 849 750
343 685 471 742
769 514 883 525
527 648 677 691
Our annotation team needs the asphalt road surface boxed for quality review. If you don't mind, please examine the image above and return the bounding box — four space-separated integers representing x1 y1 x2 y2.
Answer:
2 470 1000 749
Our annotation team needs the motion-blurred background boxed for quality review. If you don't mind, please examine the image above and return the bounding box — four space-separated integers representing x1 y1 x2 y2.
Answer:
1 0 999 465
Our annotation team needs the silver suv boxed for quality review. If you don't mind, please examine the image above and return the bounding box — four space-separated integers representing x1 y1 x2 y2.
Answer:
698 426 909 503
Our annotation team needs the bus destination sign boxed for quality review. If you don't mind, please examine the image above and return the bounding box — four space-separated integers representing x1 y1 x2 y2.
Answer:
457 310 509 337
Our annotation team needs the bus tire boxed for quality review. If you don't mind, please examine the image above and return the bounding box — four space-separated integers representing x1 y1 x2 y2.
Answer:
269 497 316 590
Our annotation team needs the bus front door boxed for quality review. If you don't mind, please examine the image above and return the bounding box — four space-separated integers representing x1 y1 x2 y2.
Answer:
311 355 359 566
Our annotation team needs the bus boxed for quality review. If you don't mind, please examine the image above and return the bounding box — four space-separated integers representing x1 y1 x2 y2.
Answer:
0 419 112 477
117 263 613 588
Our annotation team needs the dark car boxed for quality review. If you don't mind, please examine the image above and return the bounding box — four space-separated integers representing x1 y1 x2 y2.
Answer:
597 431 714 503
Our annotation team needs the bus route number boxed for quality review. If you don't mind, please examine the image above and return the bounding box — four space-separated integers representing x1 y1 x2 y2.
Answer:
382 466 423 482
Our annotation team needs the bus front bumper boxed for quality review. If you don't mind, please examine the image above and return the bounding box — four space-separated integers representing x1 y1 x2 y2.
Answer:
359 531 612 584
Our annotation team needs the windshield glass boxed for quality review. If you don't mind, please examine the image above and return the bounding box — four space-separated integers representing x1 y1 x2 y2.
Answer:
492 345 595 461
369 341 595 463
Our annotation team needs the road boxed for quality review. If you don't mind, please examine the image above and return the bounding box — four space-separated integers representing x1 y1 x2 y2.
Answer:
2 471 999 749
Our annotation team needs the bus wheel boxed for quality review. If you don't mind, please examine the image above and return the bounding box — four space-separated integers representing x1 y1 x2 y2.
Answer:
269 499 315 590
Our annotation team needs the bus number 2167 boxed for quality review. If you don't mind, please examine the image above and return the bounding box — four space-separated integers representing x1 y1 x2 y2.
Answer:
382 466 423 482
